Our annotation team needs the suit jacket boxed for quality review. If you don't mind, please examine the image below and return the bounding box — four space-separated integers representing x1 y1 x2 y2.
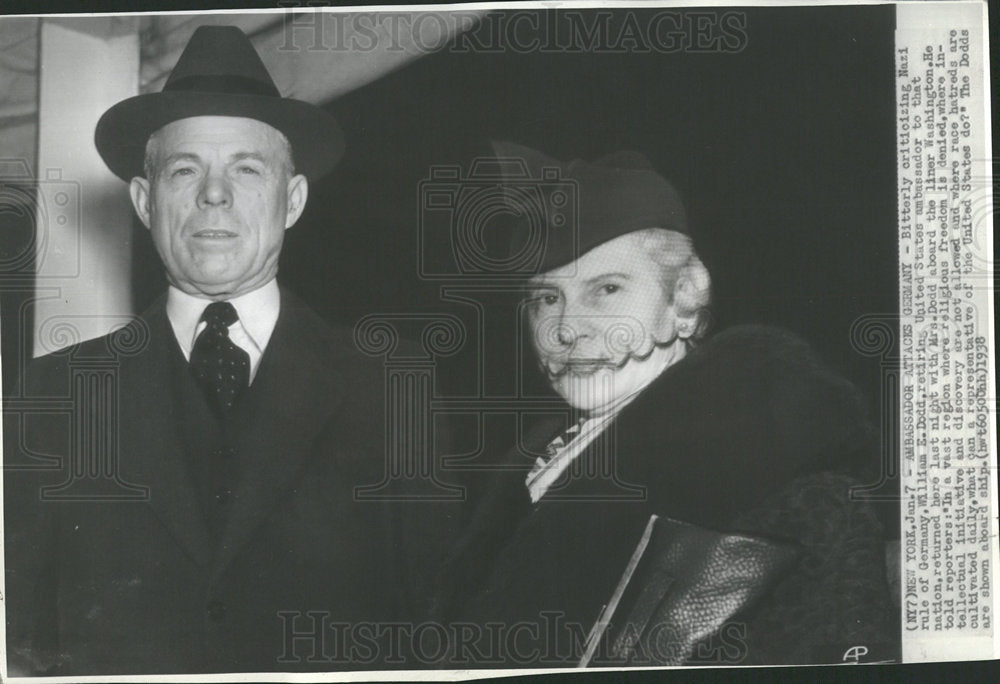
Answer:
4 288 462 675
435 325 898 666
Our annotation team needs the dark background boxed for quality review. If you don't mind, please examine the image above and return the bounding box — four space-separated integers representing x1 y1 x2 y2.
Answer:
287 6 899 518
286 6 899 402
280 6 899 505
308 5 899 517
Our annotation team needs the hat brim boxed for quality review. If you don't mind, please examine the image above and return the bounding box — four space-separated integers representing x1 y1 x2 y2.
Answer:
95 90 344 182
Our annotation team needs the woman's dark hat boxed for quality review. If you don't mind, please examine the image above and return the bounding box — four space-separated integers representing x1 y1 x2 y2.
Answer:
492 141 690 274
95 25 344 182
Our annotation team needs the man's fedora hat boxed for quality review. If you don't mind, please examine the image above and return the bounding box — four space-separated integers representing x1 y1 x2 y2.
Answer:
96 25 343 182
492 141 690 273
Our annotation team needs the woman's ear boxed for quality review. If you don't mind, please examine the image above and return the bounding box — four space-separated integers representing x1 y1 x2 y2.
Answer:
671 260 711 341
675 309 698 340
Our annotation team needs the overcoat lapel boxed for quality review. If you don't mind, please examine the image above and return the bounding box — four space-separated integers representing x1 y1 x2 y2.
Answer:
521 346 772 534
498 366 690 562
435 418 550 617
210 291 344 580
123 301 214 569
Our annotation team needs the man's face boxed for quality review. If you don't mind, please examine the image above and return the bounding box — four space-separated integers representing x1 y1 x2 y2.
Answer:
527 233 683 414
129 116 308 299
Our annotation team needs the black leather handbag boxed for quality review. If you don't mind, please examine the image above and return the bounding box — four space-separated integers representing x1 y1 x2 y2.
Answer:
581 515 800 667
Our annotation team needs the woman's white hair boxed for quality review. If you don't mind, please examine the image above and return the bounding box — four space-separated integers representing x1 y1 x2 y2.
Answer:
631 228 712 343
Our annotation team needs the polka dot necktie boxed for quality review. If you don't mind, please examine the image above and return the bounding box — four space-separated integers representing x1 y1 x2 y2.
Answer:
190 301 250 414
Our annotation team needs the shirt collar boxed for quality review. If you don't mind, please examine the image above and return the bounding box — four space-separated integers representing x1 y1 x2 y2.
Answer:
166 279 281 357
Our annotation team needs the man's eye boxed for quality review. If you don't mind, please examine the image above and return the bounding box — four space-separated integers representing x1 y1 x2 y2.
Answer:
599 283 621 295
236 166 261 175
171 167 195 177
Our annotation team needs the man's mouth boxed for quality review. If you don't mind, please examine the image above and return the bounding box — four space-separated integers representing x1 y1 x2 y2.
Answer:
192 230 238 239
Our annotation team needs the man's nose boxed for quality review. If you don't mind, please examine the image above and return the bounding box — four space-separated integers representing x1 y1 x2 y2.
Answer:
197 170 232 208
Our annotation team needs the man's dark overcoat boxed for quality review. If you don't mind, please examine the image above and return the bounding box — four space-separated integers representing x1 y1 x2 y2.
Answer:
4 289 459 674
435 325 898 666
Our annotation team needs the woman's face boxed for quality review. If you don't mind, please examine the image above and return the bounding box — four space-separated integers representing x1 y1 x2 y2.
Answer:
525 232 686 414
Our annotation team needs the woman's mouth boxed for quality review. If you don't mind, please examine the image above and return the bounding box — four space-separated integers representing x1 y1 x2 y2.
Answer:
545 358 622 378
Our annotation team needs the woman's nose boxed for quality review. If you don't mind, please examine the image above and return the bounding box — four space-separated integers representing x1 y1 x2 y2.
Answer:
555 318 576 346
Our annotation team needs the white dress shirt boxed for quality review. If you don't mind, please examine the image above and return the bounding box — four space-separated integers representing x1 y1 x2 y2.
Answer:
166 279 280 384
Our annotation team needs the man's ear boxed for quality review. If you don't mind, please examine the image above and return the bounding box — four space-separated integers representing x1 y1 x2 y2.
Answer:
284 174 308 229
129 177 152 229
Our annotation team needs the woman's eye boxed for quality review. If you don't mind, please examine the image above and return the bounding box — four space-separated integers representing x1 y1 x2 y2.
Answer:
528 293 558 307
599 283 621 295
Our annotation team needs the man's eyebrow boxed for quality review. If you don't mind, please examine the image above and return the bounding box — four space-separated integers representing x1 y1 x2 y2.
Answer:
230 152 267 163
160 152 268 166
162 152 201 165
